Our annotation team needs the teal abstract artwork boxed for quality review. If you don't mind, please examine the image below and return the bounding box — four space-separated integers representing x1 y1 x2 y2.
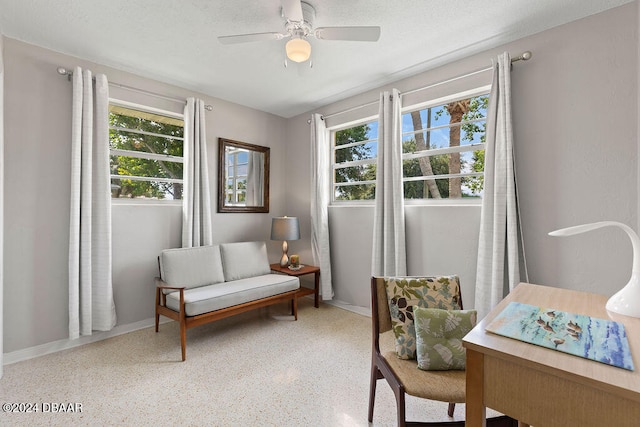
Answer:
486 302 634 371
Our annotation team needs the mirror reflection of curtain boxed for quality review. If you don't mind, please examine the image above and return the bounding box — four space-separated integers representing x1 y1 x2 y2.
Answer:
246 151 263 206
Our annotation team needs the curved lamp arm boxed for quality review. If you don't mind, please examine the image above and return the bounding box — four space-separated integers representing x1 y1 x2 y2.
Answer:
549 221 640 317
549 221 640 275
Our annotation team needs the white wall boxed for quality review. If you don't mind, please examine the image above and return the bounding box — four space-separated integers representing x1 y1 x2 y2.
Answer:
3 39 288 354
285 2 639 311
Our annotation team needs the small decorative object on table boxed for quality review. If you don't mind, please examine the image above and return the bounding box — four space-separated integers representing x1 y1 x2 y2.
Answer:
290 254 300 268
288 259 303 271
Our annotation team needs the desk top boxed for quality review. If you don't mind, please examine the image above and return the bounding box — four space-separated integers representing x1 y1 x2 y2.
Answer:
463 283 640 403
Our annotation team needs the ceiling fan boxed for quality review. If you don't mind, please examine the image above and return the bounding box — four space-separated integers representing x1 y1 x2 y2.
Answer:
217 0 381 65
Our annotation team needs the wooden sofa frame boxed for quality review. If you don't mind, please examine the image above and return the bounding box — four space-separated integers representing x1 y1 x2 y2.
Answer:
155 277 298 361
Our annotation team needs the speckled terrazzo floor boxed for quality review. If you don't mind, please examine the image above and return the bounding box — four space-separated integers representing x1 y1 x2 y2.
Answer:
0 298 498 426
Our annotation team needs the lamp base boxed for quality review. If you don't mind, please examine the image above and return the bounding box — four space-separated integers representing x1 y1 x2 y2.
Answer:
606 273 640 318
279 240 289 267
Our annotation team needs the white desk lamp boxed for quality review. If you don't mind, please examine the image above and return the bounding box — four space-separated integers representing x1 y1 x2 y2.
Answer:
549 221 640 318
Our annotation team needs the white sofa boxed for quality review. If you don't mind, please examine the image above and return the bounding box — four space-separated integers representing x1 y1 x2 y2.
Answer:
155 241 300 361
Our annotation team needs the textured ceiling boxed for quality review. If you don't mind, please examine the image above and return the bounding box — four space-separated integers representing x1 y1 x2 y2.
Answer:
0 0 634 118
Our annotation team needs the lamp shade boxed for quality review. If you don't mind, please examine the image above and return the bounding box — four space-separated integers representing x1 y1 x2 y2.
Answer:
285 37 311 63
549 221 640 318
271 217 300 241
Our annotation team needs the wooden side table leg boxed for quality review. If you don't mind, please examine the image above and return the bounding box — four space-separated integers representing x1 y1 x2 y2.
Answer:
314 270 320 308
466 349 486 427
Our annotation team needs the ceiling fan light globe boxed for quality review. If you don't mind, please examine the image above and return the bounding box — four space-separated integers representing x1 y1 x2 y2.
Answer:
285 38 311 62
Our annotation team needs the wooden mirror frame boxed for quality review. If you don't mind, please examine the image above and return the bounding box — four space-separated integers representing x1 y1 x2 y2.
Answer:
217 138 270 213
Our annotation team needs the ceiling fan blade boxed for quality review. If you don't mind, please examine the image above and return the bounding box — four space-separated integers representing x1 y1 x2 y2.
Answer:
218 32 287 45
314 26 381 42
281 0 303 21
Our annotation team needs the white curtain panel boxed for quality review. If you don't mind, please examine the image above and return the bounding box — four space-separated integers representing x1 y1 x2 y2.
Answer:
371 89 407 277
310 113 334 300
0 34 5 376
69 67 116 339
246 151 264 206
475 52 522 319
182 98 213 247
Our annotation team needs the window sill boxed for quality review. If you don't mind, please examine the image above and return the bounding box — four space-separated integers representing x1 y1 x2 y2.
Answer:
111 198 182 207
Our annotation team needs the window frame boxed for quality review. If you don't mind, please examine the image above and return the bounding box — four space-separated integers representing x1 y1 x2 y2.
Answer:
109 99 185 205
400 85 490 205
328 85 490 206
330 114 379 205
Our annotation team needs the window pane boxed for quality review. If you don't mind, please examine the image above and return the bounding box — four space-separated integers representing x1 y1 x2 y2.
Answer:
111 155 183 180
335 141 377 162
109 129 183 157
403 178 481 200
403 149 484 199
110 178 183 200
402 94 488 151
335 122 377 147
335 184 375 201
335 164 376 184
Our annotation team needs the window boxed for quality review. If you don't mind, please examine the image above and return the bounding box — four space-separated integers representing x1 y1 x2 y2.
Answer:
109 103 184 200
332 119 378 201
330 89 488 202
401 92 488 200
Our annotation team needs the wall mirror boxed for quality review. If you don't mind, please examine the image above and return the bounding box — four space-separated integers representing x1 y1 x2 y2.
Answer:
218 138 270 213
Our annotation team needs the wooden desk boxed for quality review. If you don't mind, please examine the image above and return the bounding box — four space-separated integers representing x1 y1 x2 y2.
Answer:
270 263 320 308
463 283 640 427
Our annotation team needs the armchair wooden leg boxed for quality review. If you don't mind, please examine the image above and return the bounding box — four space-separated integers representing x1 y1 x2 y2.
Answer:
396 389 407 427
448 402 456 417
368 363 380 422
292 297 298 321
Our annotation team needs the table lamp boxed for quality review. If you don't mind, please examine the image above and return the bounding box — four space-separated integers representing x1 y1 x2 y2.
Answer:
549 221 640 318
271 216 300 267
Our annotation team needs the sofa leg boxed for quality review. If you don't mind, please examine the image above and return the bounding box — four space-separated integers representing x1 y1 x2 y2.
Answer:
293 297 298 321
155 289 160 332
180 319 187 361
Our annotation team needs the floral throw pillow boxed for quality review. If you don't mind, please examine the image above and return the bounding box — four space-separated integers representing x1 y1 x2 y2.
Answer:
384 276 461 360
414 307 477 371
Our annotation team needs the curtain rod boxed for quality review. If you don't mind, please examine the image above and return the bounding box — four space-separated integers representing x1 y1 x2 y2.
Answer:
311 50 532 123
56 67 213 111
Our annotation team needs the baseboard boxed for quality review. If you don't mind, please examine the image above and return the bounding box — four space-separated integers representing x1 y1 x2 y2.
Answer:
324 298 371 317
3 317 172 366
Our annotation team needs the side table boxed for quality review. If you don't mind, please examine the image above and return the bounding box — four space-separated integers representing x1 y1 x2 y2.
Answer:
270 263 320 308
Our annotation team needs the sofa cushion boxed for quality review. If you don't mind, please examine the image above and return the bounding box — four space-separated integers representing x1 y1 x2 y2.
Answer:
165 274 300 316
220 241 271 281
159 245 225 289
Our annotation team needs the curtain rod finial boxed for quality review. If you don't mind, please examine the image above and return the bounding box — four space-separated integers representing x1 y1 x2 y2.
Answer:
520 51 532 61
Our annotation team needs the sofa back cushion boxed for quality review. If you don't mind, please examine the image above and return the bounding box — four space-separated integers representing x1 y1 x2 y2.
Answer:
159 245 225 289
220 241 271 281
